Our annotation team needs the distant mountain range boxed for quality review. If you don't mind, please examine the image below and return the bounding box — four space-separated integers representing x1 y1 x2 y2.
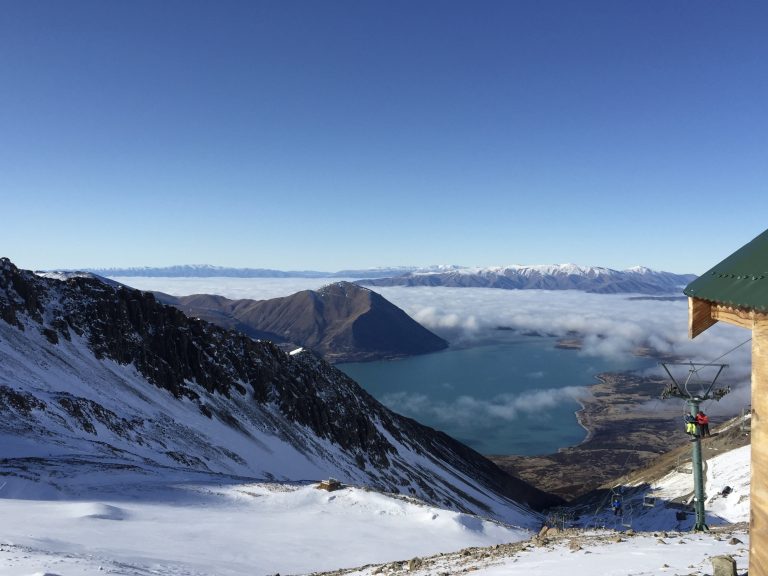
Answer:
85 263 696 295
359 264 697 295
155 281 448 363
86 264 462 279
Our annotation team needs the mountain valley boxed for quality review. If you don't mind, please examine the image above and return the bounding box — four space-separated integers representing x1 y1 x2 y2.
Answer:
0 257 753 575
0 258 554 522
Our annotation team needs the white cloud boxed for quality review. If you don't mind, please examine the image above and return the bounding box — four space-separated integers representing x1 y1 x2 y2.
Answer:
112 278 753 418
374 285 750 365
382 386 591 426
372 287 753 417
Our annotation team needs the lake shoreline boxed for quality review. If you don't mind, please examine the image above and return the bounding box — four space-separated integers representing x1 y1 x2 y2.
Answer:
489 371 685 501
341 333 654 456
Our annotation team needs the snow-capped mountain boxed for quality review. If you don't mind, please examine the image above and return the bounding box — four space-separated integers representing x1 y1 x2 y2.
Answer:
73 263 695 295
88 264 333 278
360 264 697 295
0 257 554 526
85 264 464 279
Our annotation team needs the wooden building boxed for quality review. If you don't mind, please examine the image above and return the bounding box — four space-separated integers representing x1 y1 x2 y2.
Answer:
684 228 768 576
317 478 343 491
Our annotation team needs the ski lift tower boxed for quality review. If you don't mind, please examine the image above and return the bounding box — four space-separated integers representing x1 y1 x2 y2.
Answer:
660 362 729 532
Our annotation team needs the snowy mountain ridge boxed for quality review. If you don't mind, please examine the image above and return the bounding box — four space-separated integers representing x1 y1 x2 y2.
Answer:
362 263 696 294
74 263 692 287
417 263 655 277
0 257 552 526
84 264 465 279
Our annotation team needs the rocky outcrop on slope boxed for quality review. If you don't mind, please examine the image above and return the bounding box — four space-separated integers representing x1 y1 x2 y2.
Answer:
0 257 559 520
155 281 448 363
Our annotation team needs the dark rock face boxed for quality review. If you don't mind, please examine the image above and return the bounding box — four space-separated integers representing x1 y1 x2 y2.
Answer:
0 257 560 516
156 282 448 363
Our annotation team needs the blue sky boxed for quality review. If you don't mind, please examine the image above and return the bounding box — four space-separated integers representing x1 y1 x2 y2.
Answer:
2 1 766 274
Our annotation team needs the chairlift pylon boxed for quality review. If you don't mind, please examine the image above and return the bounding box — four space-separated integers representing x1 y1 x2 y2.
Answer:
659 361 730 532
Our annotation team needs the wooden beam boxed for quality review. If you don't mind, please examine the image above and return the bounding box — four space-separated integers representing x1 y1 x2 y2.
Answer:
712 305 759 330
689 298 768 338
688 297 717 339
751 320 768 576
712 304 768 331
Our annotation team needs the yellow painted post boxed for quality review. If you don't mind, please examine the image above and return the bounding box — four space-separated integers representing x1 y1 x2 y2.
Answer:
752 320 768 576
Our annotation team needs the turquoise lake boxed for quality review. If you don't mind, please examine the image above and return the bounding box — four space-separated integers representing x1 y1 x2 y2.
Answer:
338 332 654 456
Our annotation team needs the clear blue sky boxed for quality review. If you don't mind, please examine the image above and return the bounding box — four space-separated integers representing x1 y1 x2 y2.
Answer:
2 1 766 274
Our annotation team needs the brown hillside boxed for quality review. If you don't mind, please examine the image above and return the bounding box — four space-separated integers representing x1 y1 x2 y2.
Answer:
156 282 448 363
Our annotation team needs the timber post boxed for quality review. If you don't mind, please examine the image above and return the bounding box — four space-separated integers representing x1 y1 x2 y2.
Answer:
752 320 768 575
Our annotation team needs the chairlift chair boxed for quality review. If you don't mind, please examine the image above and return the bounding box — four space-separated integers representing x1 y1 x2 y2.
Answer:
660 362 728 401
620 505 633 528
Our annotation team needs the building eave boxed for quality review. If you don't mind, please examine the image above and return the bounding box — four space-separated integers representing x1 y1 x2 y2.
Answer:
689 296 768 338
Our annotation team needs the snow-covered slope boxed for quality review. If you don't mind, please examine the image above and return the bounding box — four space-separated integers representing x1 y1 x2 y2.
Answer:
0 440 750 576
328 438 752 576
0 257 551 526
0 476 530 575
361 264 696 295
578 442 750 533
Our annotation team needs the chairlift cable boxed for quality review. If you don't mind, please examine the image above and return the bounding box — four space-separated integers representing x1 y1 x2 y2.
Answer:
585 448 640 529
695 338 750 412
706 338 751 365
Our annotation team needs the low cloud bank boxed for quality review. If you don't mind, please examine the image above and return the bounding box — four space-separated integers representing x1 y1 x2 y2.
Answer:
375 287 752 417
113 278 752 418
382 386 591 427
375 286 749 365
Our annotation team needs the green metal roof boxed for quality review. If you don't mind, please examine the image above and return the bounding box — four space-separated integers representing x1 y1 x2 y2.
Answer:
684 228 768 312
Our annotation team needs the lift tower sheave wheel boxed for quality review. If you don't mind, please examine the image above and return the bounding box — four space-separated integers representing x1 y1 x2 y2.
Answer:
659 362 730 533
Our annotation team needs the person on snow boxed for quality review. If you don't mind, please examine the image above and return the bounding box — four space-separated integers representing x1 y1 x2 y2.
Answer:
696 411 710 437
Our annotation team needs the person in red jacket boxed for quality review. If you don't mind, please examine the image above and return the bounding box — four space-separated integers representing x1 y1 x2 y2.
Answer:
696 411 710 437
